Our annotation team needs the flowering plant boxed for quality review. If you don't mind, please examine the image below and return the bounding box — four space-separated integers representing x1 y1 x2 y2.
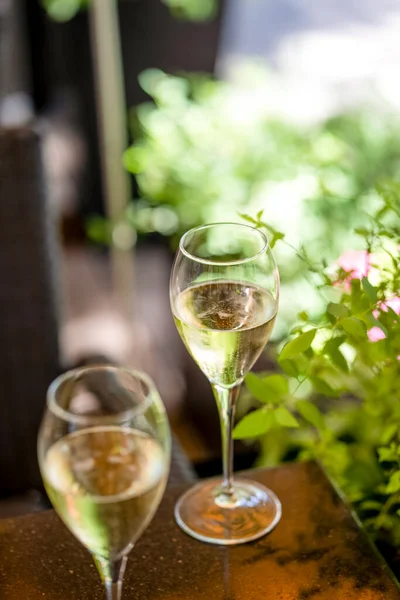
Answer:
235 182 400 553
121 69 400 333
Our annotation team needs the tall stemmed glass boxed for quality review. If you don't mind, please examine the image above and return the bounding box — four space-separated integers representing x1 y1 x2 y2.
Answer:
170 222 281 545
38 366 171 599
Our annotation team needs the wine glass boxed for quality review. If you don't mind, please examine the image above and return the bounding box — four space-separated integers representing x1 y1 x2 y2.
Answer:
170 222 280 545
38 366 171 599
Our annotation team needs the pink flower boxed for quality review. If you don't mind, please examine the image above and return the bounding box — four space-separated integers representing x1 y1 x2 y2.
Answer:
368 296 400 343
337 250 370 280
384 297 400 315
367 327 386 342
373 297 400 319
334 251 399 348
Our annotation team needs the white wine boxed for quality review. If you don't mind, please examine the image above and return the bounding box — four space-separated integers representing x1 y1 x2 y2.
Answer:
43 426 167 560
173 280 277 387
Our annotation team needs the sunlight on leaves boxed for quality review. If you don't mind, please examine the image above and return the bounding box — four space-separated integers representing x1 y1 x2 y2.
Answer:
279 329 316 361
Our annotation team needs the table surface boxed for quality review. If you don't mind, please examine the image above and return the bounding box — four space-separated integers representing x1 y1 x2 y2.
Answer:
1 461 399 600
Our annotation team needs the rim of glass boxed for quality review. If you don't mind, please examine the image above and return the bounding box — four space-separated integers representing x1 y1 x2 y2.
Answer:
47 366 156 426
179 222 270 266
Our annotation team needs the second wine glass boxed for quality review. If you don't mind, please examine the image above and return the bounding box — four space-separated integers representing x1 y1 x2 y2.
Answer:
170 222 281 545
38 366 171 599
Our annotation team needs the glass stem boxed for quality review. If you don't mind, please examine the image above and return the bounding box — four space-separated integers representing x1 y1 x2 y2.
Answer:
94 555 128 600
212 383 241 496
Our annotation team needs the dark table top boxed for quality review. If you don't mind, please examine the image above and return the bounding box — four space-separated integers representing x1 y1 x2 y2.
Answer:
0 461 399 600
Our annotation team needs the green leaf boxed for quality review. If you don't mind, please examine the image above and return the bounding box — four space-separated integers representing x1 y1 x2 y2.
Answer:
298 311 309 321
327 302 350 318
123 146 148 173
262 374 289 397
166 0 218 21
238 213 258 226
42 0 86 21
86 216 111 246
386 307 400 325
296 400 325 429
270 231 285 248
244 373 288 404
362 277 378 303
244 373 270 404
365 314 388 337
274 406 299 428
324 335 349 372
311 376 340 398
378 447 398 463
304 346 314 360
381 424 398 445
324 335 347 354
330 348 349 373
360 500 382 512
386 471 400 494
233 408 275 439
375 513 395 530
279 359 300 379
340 317 366 338
279 330 316 361
290 325 304 335
354 227 371 237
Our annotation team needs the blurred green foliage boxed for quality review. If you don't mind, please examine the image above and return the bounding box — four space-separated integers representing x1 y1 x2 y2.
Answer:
234 186 400 551
164 0 218 20
123 68 400 333
41 0 217 22
42 0 87 21
125 70 400 245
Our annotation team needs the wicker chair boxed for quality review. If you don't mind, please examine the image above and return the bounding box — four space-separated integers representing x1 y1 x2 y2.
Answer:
0 126 60 497
0 125 195 517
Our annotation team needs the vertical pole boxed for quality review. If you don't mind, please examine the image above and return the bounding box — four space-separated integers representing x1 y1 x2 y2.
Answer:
89 0 135 321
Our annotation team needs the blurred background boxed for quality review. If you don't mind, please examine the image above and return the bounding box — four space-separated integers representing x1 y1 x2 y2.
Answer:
1 0 400 515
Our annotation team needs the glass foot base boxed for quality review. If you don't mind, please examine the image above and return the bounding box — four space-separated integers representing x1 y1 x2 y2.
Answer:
175 477 281 545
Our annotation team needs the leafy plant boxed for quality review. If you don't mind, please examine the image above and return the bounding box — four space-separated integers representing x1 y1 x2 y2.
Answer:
122 68 400 333
234 182 400 550
124 69 400 244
